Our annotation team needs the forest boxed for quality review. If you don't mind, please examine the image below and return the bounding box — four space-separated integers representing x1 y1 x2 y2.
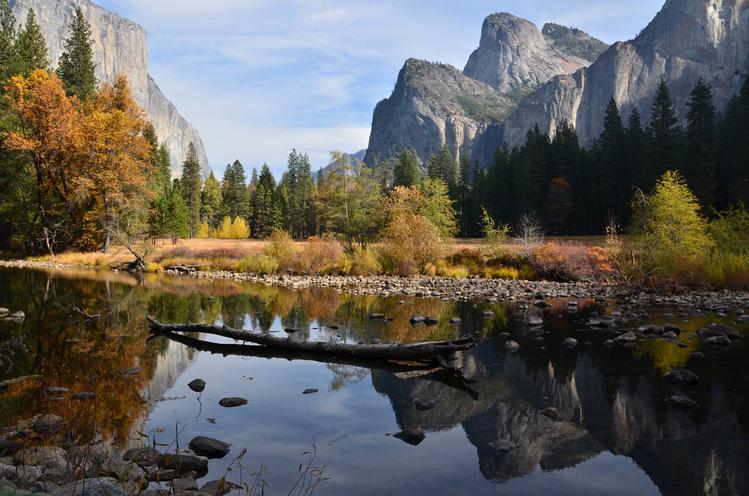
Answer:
0 3 747 287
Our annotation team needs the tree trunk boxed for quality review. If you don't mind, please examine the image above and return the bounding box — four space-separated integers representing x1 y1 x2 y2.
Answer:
147 316 476 363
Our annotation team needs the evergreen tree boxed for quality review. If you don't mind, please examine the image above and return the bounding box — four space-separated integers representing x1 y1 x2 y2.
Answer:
180 143 202 238
684 78 717 210
0 0 16 83
597 97 628 226
15 9 48 77
201 171 223 229
647 79 682 186
427 145 457 196
626 109 648 192
393 149 420 187
168 186 189 243
281 149 314 238
716 77 749 209
221 159 247 220
253 163 280 237
56 7 97 100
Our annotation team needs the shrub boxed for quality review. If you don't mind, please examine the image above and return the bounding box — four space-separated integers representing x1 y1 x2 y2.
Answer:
343 245 382 276
238 254 278 275
145 262 164 273
293 235 344 274
481 266 521 280
709 203 749 254
531 242 616 282
379 214 446 276
264 230 295 271
481 207 511 244
436 264 470 279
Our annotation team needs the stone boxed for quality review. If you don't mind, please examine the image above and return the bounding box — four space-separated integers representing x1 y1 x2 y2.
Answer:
663 323 681 334
704 335 731 346
10 0 209 177
0 439 21 457
664 369 699 386
72 392 96 401
187 379 206 393
709 323 740 339
218 397 247 407
409 314 425 325
302 388 319 395
31 414 64 435
614 332 637 344
171 477 198 492
666 395 700 410
662 331 678 340
123 447 160 468
505 340 520 352
0 308 8 317
6 311 25 321
157 454 208 478
100 457 145 482
188 437 230 459
14 446 66 466
562 338 578 349
638 325 663 335
423 317 439 326
526 314 544 326
200 479 238 496
393 428 425 446
54 477 127 496
46 387 69 395
541 407 559 421
449 317 462 324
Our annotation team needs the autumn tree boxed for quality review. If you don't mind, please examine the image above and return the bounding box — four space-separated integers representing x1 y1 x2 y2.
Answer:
180 142 202 238
57 7 97 101
3 70 81 253
79 75 152 252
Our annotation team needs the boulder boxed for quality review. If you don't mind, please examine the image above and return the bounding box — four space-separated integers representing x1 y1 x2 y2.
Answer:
704 335 731 346
122 447 160 468
200 479 238 496
664 369 699 386
218 397 247 408
171 477 198 492
562 338 578 349
157 454 208 478
613 332 637 344
188 437 230 459
187 379 206 393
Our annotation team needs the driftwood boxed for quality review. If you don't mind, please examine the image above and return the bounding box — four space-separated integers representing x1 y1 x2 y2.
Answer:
148 324 479 399
147 316 477 363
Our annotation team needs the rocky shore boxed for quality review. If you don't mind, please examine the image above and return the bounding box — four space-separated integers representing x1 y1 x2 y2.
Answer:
2 260 748 312
1 415 237 496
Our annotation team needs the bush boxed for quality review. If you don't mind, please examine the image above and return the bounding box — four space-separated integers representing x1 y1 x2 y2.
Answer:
264 230 295 271
709 203 749 254
379 214 446 276
145 262 164 273
531 242 616 282
342 245 382 276
238 254 279 275
293 235 344 275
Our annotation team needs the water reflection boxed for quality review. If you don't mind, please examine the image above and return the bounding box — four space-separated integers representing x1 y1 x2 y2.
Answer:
0 267 747 495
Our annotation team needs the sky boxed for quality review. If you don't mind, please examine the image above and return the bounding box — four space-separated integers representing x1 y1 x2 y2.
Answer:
96 0 665 177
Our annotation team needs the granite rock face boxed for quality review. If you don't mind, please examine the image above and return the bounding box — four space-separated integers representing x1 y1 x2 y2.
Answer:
365 14 605 166
502 0 749 147
364 59 514 166
10 0 209 177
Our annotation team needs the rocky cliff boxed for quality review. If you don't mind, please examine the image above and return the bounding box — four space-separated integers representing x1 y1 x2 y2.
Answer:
365 14 605 166
502 0 749 147
10 0 209 177
364 59 514 166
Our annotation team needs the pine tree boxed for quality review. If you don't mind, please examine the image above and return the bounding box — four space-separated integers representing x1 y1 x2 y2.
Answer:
626 109 648 193
0 0 16 83
15 9 48 77
647 79 682 186
180 143 202 238
393 150 420 188
253 163 280 237
716 77 749 209
597 97 627 226
684 78 717 210
427 146 457 196
56 7 97 100
221 160 247 220
201 171 223 229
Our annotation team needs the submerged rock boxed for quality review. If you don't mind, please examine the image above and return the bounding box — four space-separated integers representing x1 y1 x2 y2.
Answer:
393 428 425 446
157 454 209 477
664 369 699 386
200 479 239 496
218 397 247 407
666 395 700 410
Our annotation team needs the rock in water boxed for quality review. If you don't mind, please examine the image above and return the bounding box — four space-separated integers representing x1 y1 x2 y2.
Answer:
218 397 248 407
505 340 520 352
201 479 239 496
188 436 230 459
409 314 425 324
157 454 209 477
666 395 700 410
664 369 699 386
302 388 319 395
123 447 161 468
614 332 637 344
562 338 578 349
393 428 425 446
188 379 206 392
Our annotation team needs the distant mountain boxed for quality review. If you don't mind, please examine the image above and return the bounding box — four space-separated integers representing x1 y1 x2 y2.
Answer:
10 0 210 177
365 0 749 167
365 13 606 166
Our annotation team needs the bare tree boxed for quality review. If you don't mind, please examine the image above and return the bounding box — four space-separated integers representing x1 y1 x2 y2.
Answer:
516 212 545 248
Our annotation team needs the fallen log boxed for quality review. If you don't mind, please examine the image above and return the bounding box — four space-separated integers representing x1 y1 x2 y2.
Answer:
147 316 477 362
148 327 479 399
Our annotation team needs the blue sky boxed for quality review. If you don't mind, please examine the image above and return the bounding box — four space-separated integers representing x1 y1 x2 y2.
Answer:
96 0 665 176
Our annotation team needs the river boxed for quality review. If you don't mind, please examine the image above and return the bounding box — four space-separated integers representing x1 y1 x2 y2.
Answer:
0 267 747 495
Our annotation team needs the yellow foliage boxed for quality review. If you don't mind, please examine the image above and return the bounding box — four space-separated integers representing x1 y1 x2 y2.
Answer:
197 222 211 239
216 217 249 239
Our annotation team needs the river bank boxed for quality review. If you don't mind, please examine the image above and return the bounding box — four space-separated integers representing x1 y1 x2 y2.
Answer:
2 259 748 314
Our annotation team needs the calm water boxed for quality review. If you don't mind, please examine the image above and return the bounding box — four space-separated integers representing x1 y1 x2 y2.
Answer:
0 267 747 496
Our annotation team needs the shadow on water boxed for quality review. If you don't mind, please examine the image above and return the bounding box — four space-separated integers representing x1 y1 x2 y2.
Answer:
0 266 747 495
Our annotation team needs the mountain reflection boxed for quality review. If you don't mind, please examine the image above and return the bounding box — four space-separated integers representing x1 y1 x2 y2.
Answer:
0 267 746 496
